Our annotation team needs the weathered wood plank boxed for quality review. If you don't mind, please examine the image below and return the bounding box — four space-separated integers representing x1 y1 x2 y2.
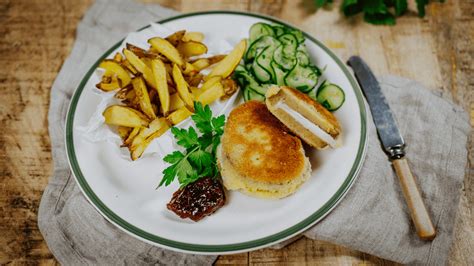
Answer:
0 0 471 265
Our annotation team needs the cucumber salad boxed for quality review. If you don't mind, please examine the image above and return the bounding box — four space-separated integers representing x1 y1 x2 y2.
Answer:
234 22 345 111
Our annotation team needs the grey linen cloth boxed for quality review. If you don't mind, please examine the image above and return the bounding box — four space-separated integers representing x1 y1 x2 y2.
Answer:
38 0 470 265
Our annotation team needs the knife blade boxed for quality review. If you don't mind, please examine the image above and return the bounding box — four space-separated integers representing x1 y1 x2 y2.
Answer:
347 56 405 159
347 56 436 240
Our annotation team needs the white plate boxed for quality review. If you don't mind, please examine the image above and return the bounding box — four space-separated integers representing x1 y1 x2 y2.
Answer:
66 11 368 254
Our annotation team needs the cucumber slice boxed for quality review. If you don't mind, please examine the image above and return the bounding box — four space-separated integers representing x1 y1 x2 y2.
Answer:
234 64 246 74
271 61 286 86
309 65 322 76
244 87 265 102
284 63 319 93
279 33 298 49
249 23 274 44
316 83 345 111
245 35 280 62
308 80 326 101
297 44 309 54
278 34 298 65
245 63 253 72
235 69 257 85
273 45 296 70
252 59 271 83
243 87 251 101
248 83 270 96
282 27 305 44
256 44 278 81
252 46 277 83
291 30 305 44
272 24 286 37
296 50 310 66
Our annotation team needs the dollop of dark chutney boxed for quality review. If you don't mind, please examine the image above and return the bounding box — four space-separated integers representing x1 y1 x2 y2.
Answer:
167 177 226 222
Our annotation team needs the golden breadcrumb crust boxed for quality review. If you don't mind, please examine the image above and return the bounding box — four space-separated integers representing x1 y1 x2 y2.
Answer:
221 101 306 184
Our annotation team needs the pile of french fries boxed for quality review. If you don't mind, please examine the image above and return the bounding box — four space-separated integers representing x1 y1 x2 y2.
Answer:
97 30 247 160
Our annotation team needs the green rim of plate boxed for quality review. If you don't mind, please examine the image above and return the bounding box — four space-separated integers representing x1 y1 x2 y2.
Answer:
65 11 367 253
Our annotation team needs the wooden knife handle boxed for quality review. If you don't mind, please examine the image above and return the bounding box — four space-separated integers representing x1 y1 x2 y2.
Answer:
392 158 436 240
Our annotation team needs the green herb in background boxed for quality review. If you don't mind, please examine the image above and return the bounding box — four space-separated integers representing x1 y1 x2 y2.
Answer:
315 0 444 25
158 102 225 188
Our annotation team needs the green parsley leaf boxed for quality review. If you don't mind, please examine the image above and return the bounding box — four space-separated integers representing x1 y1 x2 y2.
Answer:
175 158 196 185
314 0 333 8
188 148 213 173
171 127 199 149
163 151 185 164
416 0 428 17
388 0 408 16
191 102 213 135
158 102 226 188
337 0 440 25
342 0 362 16
358 0 395 25
211 115 226 135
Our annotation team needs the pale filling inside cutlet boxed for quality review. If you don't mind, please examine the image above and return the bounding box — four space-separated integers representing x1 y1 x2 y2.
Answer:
274 100 337 148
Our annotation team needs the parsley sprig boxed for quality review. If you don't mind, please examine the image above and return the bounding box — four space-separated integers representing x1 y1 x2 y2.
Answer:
158 102 225 188
315 0 444 25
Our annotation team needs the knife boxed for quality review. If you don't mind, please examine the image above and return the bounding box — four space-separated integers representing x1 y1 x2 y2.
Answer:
347 56 436 240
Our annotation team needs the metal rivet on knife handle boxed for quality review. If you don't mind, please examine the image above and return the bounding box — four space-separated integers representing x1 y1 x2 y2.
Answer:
347 56 436 240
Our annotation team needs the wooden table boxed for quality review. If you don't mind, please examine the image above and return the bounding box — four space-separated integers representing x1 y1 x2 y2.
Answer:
1 0 472 264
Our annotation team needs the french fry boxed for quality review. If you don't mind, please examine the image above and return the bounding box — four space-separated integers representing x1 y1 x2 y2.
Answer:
186 73 203 87
141 57 152 69
122 89 137 105
123 49 157 89
172 64 194 111
151 103 158 115
117 126 132 140
191 58 210 71
207 54 226 65
169 93 185 111
130 117 170 160
101 74 113 83
182 31 204 42
165 30 186 46
148 37 184 66
123 127 140 146
183 62 196 75
151 58 170 115
167 107 193 125
205 39 246 80
126 43 147 57
132 76 156 119
126 43 167 61
200 76 221 92
148 88 157 103
177 41 208 58
103 105 149 127
98 60 131 87
164 64 175 87
190 55 226 71
96 79 120 91
121 59 138 75
96 31 237 161
196 81 224 105
221 78 238 99
168 84 177 94
113 52 123 62
115 85 133 99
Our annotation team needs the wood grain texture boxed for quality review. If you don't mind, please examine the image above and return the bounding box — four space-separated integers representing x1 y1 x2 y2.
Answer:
0 0 472 265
